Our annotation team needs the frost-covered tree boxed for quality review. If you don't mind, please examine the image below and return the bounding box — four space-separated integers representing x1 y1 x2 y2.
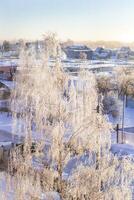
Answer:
102 94 122 118
97 75 116 96
115 67 134 135
115 67 134 104
96 75 120 118
79 52 87 60
7 35 134 200
2 40 10 52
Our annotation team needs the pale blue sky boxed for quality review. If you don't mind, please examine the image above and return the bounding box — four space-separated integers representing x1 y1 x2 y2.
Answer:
0 0 134 41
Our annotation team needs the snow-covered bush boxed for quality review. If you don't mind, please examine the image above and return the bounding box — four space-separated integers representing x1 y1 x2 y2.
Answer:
103 95 122 118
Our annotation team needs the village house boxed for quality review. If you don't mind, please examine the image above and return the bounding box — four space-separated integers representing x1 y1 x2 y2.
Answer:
0 63 16 81
116 46 132 60
92 47 112 59
63 45 93 60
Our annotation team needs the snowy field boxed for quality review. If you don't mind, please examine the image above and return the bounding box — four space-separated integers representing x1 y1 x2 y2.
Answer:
0 112 47 145
1 58 134 71
124 107 134 127
110 105 134 157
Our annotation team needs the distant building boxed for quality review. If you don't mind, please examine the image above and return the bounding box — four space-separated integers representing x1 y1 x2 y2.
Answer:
63 45 93 60
93 47 111 59
116 46 132 59
0 64 16 81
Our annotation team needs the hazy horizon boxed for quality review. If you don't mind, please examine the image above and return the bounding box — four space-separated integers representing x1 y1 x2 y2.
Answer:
1 0 134 42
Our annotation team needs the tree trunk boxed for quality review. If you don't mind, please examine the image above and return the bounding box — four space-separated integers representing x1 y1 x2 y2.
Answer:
57 149 64 199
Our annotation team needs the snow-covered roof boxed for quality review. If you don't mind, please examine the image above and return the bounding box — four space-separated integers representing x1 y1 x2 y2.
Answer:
0 59 18 67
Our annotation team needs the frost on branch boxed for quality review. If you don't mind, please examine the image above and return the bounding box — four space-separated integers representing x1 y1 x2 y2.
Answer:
8 34 134 200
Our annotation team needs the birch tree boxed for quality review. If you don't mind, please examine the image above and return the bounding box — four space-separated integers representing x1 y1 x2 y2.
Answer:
7 35 134 200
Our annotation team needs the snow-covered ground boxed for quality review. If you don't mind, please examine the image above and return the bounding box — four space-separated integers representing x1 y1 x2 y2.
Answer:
0 58 134 72
124 107 134 127
111 143 134 156
0 112 46 145
0 105 133 142
0 59 18 67
0 113 12 135
110 107 134 128
110 105 134 157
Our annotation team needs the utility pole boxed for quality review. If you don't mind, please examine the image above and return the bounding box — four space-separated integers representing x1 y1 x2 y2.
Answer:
116 124 119 143
122 94 125 144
